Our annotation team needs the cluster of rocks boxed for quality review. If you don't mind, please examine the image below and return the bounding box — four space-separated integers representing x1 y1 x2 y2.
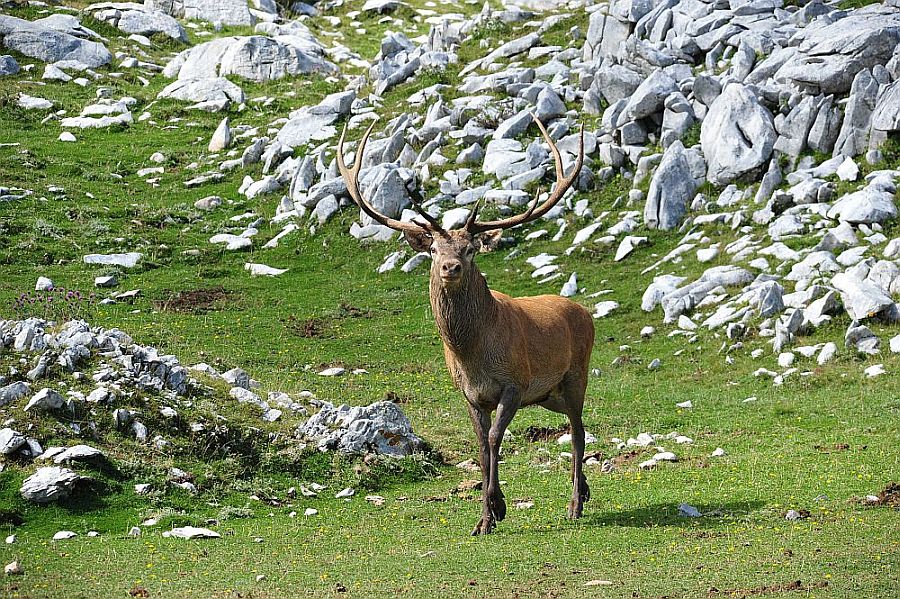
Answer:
0 316 426 503
147 1 897 371
298 400 424 457
3 0 897 407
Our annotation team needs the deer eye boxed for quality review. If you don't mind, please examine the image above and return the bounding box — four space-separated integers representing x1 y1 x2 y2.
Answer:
429 246 437 254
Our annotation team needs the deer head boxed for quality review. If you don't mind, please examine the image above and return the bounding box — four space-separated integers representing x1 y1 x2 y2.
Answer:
337 115 584 289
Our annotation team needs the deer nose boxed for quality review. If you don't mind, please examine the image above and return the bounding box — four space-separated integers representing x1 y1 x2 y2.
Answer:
442 262 462 277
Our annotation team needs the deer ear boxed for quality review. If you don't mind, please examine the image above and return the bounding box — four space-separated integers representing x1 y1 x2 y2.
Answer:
475 229 503 253
403 229 433 252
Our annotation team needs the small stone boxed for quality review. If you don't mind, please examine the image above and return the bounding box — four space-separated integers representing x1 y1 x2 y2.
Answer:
677 315 697 331
304 508 318 516
18 95 53 110
863 364 885 378
335 487 354 499
163 526 220 539
648 358 661 371
889 335 900 354
24 388 65 412
208 117 232 152
94 275 118 288
5 561 24 576
318 367 345 377
52 531 77 540
711 448 726 457
640 326 655 338
696 247 719 263
58 132 77 143
560 273 578 298
817 342 837 365
777 352 795 368
676 400 692 409
244 263 287 277
129 526 141 537
678 503 701 518
593 301 619 318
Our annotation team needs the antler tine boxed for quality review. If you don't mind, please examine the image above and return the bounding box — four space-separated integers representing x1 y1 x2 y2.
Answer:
467 115 584 234
337 121 431 235
464 198 482 229
412 201 443 231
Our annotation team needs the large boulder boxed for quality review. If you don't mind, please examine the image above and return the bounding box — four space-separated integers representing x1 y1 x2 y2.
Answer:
833 70 879 157
86 2 188 43
298 401 424 457
145 0 255 27
357 164 414 228
773 6 900 94
276 107 338 147
583 9 631 62
826 183 898 225
0 15 111 68
158 77 245 105
644 140 699 231
163 35 335 83
0 428 26 455
0 55 19 76
590 63 644 105
869 80 900 150
701 83 776 186
20 467 84 503
616 68 677 126
831 272 896 321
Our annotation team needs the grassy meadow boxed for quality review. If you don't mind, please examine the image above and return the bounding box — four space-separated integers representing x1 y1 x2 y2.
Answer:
0 1 898 597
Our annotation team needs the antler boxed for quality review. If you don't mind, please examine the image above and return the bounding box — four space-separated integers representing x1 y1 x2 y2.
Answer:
466 114 584 234
337 122 441 234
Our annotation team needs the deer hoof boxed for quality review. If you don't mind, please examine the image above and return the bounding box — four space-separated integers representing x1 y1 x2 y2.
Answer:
471 517 495 536
567 500 584 520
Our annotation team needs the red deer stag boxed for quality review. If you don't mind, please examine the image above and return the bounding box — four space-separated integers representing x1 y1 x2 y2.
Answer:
337 115 594 535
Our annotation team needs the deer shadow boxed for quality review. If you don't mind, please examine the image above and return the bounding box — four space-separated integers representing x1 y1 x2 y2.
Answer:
578 500 767 529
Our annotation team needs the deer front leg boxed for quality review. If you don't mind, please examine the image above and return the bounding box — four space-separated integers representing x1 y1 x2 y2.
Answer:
466 403 493 536
474 385 521 536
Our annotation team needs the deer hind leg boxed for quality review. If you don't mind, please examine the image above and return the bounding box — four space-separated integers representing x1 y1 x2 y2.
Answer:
563 374 590 519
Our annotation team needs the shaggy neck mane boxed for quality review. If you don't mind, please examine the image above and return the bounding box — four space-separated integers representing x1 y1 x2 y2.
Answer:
430 266 496 353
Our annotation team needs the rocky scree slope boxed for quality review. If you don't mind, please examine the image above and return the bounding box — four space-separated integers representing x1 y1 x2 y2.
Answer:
1 0 900 498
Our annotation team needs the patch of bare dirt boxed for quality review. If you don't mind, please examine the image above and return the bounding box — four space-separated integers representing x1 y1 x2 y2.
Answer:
283 302 372 339
283 315 331 339
153 287 229 314
875 482 900 507
383 390 413 404
522 423 569 443
708 580 827 597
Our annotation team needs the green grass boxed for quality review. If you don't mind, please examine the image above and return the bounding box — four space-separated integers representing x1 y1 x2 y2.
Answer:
1 1 899 598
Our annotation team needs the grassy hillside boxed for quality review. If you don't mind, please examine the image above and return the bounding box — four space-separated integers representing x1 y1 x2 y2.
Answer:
0 0 898 597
